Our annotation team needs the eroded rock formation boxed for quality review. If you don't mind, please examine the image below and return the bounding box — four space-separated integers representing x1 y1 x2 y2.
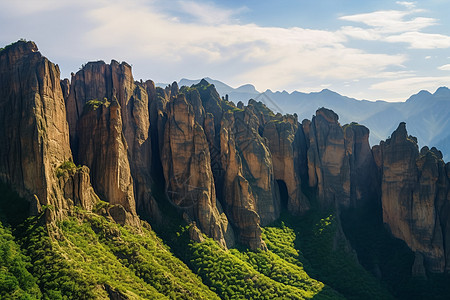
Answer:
161 93 231 248
0 41 98 215
376 122 450 273
4 40 450 271
305 108 350 209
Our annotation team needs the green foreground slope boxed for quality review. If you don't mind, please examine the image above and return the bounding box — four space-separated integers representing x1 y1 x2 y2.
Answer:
2 179 436 300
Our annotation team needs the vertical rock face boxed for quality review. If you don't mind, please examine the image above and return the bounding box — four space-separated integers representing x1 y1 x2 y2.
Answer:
77 98 138 226
65 61 152 222
306 108 350 209
0 41 72 212
192 82 268 249
58 166 98 212
0 40 99 215
220 110 264 250
161 94 231 248
263 115 310 214
233 106 278 225
344 123 379 209
379 122 448 273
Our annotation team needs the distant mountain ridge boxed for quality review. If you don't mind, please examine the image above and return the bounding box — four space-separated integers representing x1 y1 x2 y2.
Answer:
164 78 450 160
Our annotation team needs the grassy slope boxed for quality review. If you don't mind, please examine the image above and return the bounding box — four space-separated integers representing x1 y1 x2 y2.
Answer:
3 175 450 300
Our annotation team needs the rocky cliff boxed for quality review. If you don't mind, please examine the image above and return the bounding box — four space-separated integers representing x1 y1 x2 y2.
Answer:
2 40 450 275
305 108 351 209
0 41 98 216
161 93 231 248
375 122 450 273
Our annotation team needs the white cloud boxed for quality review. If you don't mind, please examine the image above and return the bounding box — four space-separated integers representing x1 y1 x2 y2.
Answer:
79 0 406 91
339 4 450 50
340 10 434 34
396 1 416 9
340 26 381 40
386 32 450 48
438 64 450 71
425 56 432 59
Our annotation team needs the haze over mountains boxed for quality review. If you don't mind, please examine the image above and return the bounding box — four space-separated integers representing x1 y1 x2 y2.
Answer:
163 79 450 160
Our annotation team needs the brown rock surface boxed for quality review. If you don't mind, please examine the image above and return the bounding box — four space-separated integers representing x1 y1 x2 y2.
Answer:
344 122 379 209
263 115 310 214
0 40 99 215
379 122 447 272
66 60 156 222
58 165 99 211
161 93 231 248
0 41 74 212
219 110 265 250
306 108 350 209
77 98 139 226
233 106 278 225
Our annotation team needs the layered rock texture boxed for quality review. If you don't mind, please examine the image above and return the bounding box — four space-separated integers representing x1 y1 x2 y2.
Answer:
2 40 450 273
0 41 98 216
161 93 231 248
374 122 450 273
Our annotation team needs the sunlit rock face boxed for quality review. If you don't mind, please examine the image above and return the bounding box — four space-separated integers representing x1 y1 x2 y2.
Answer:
161 93 231 248
0 41 99 216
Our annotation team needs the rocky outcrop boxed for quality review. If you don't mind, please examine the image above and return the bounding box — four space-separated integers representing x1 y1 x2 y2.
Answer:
77 98 139 226
161 93 231 248
233 105 278 225
263 115 310 214
65 61 155 224
377 122 449 273
0 41 96 214
190 82 268 249
58 165 98 211
219 110 265 250
344 122 379 209
305 108 350 209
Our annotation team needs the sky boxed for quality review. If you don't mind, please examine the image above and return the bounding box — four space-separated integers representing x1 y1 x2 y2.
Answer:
1 0 450 101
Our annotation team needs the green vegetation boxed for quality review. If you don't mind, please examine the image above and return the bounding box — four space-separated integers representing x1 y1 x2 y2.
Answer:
84 98 109 111
221 100 243 113
186 237 317 299
342 121 360 130
0 221 40 299
55 160 78 178
0 39 28 52
275 211 395 300
0 181 218 299
2 168 450 299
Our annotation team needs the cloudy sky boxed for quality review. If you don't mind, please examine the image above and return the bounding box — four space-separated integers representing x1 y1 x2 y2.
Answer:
1 0 450 101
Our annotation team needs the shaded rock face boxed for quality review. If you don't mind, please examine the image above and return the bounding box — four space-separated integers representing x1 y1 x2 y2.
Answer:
161 94 231 248
378 122 449 273
0 41 75 212
306 108 350 209
263 115 310 214
344 123 379 209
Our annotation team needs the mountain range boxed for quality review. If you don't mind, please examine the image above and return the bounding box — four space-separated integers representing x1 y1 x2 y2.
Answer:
166 79 450 160
2 40 450 299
